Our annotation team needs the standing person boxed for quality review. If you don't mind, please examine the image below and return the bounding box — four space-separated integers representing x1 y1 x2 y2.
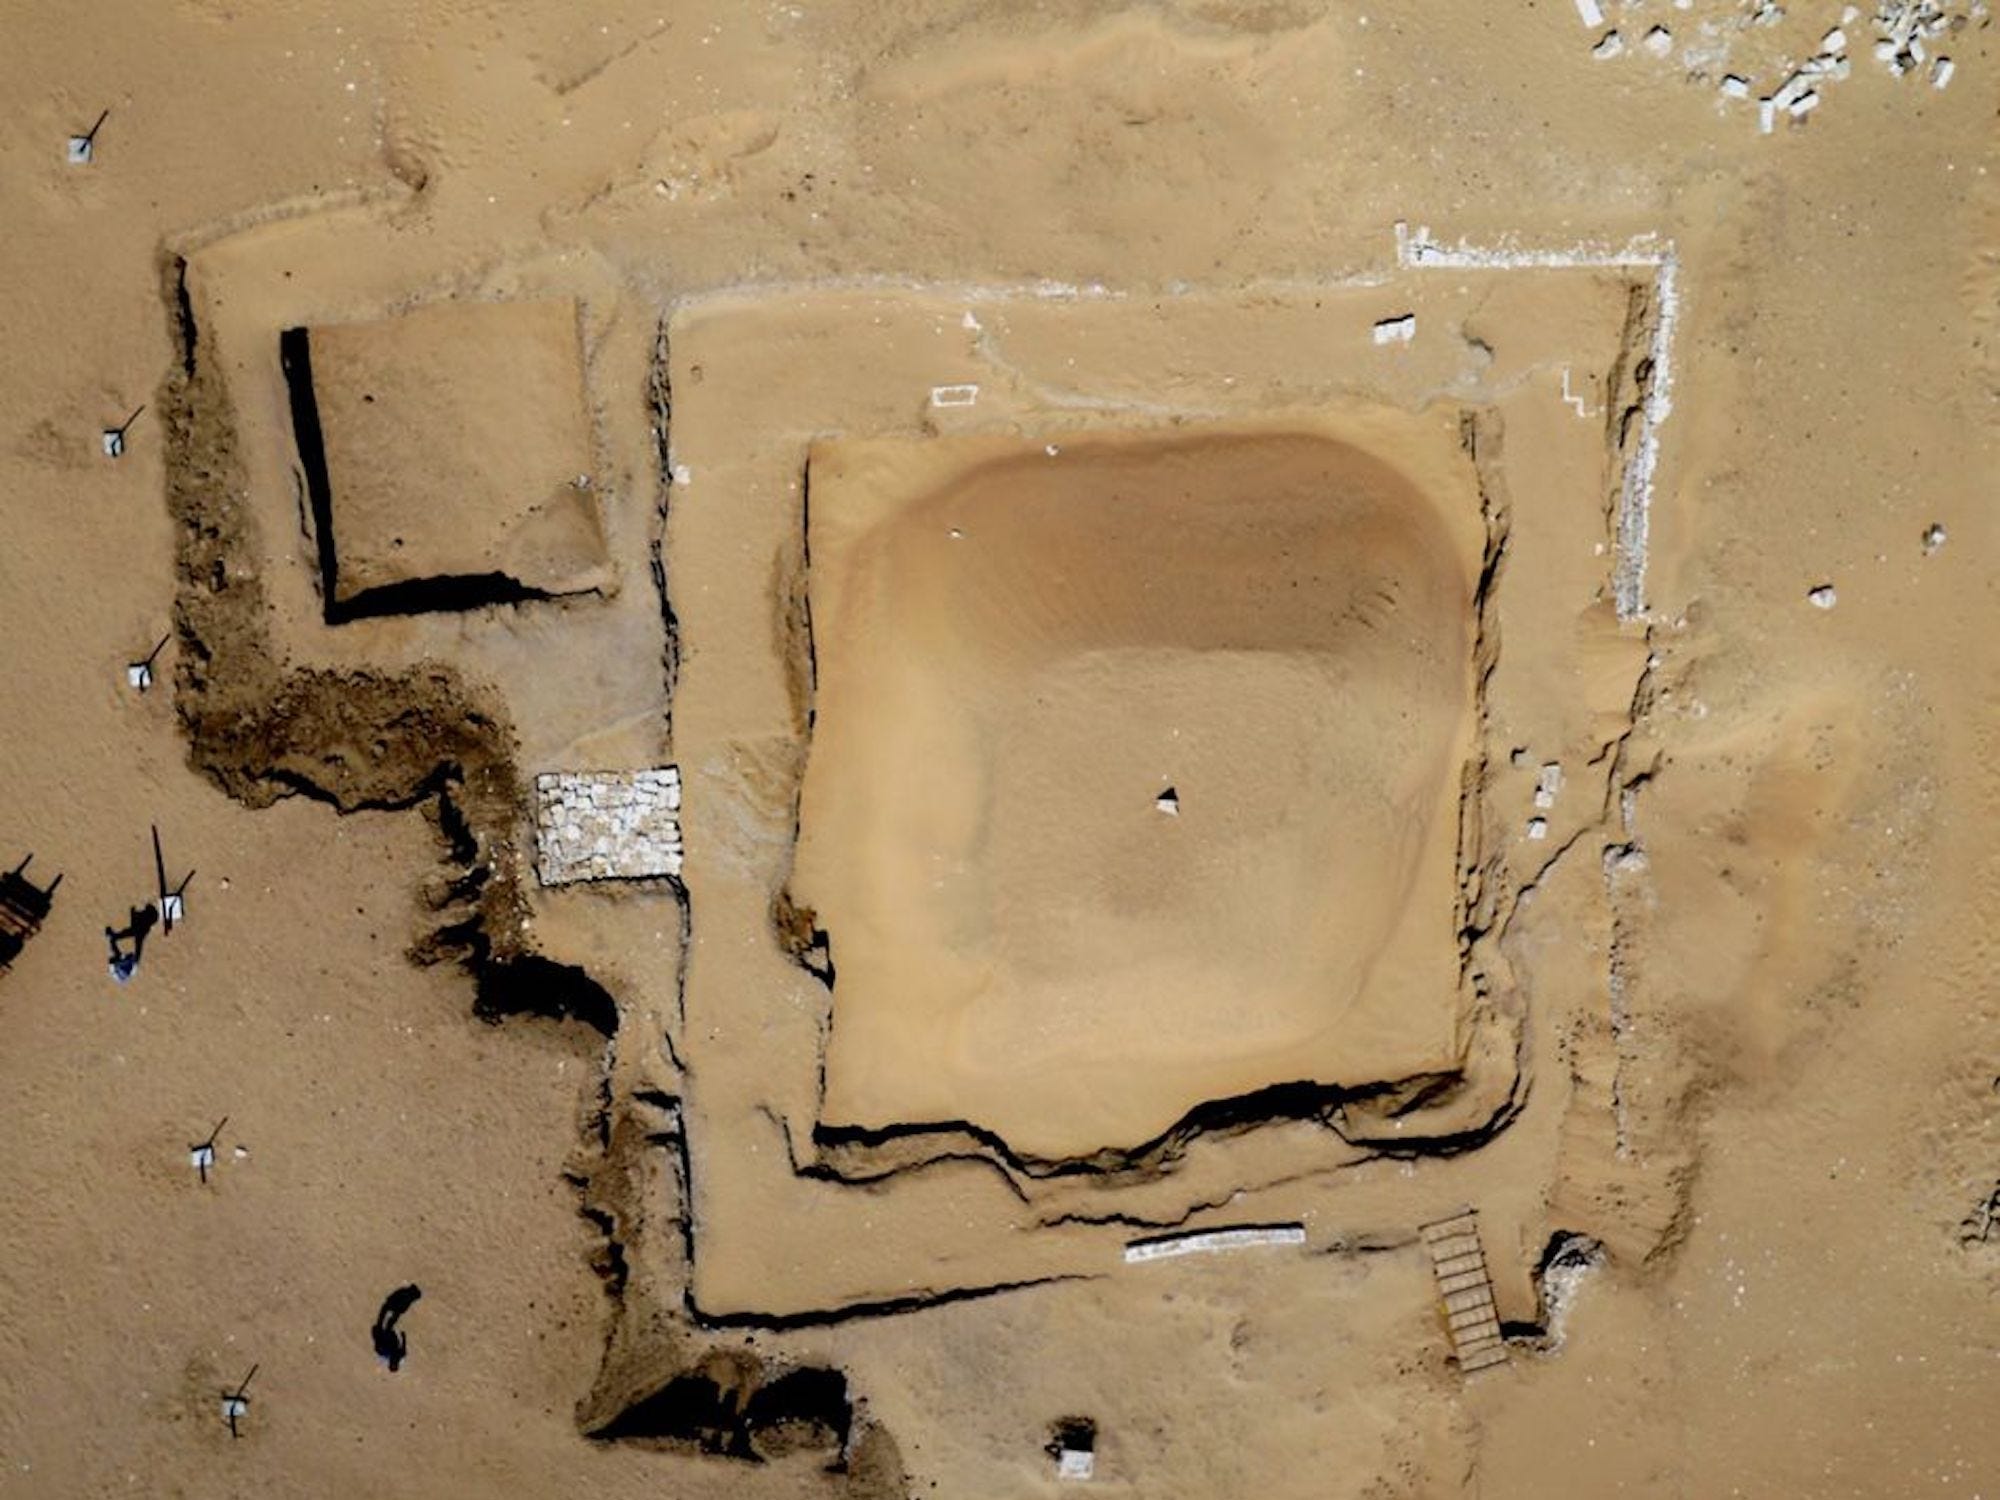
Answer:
371 1285 423 1371
104 902 158 983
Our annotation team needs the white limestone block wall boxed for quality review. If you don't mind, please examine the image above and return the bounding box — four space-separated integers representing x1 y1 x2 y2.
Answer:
533 767 683 885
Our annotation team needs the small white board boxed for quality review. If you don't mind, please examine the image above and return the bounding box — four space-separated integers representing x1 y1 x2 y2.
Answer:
1123 1224 1306 1264
1057 1448 1095 1481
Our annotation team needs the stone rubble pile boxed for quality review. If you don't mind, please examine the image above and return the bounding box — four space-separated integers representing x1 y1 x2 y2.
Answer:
1574 0 1981 132
533 767 684 885
1873 0 1957 76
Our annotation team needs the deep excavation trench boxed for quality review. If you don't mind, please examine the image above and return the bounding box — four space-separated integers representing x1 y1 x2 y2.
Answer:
157 258 895 1483
160 252 534 988
773 407 1532 1187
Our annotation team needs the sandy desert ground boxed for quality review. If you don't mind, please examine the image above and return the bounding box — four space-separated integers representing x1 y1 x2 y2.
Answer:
1 2 1997 1497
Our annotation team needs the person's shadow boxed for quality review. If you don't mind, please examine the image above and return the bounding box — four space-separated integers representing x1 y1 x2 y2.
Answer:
105 902 159 982
372 1284 422 1372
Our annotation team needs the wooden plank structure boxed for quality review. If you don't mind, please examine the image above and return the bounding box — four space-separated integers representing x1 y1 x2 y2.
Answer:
1420 1207 1510 1376
0 854 61 973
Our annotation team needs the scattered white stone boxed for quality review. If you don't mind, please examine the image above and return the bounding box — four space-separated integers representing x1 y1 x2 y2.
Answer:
1720 74 1752 98
1932 55 1956 87
1875 1 1952 77
1123 1225 1307 1264
1923 522 1947 553
1574 0 1604 28
534 768 684 884
1643 25 1673 56
1823 27 1848 52
961 310 981 331
1807 584 1838 609
1593 29 1625 58
1372 313 1416 345
1537 1235 1606 1350
1045 443 1060 457
1603 844 1649 876
671 463 692 486
1534 763 1564 810
929 383 979 408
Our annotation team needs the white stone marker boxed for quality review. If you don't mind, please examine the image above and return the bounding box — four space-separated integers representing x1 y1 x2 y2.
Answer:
1372 313 1416 345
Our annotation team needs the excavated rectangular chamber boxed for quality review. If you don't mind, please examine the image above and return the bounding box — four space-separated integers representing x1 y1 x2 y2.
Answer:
282 296 609 620
792 422 1488 1162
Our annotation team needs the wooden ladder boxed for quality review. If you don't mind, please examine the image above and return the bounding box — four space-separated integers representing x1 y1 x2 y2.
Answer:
1420 1208 1509 1376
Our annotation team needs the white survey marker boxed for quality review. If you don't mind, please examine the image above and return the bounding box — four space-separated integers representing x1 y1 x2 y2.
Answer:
1123 1224 1307 1264
1057 1448 1095 1481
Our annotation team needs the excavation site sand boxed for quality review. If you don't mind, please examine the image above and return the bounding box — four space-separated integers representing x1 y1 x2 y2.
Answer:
3 3 1998 1498
798 426 1480 1157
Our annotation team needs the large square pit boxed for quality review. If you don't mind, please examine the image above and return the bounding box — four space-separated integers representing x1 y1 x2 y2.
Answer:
794 416 1489 1162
